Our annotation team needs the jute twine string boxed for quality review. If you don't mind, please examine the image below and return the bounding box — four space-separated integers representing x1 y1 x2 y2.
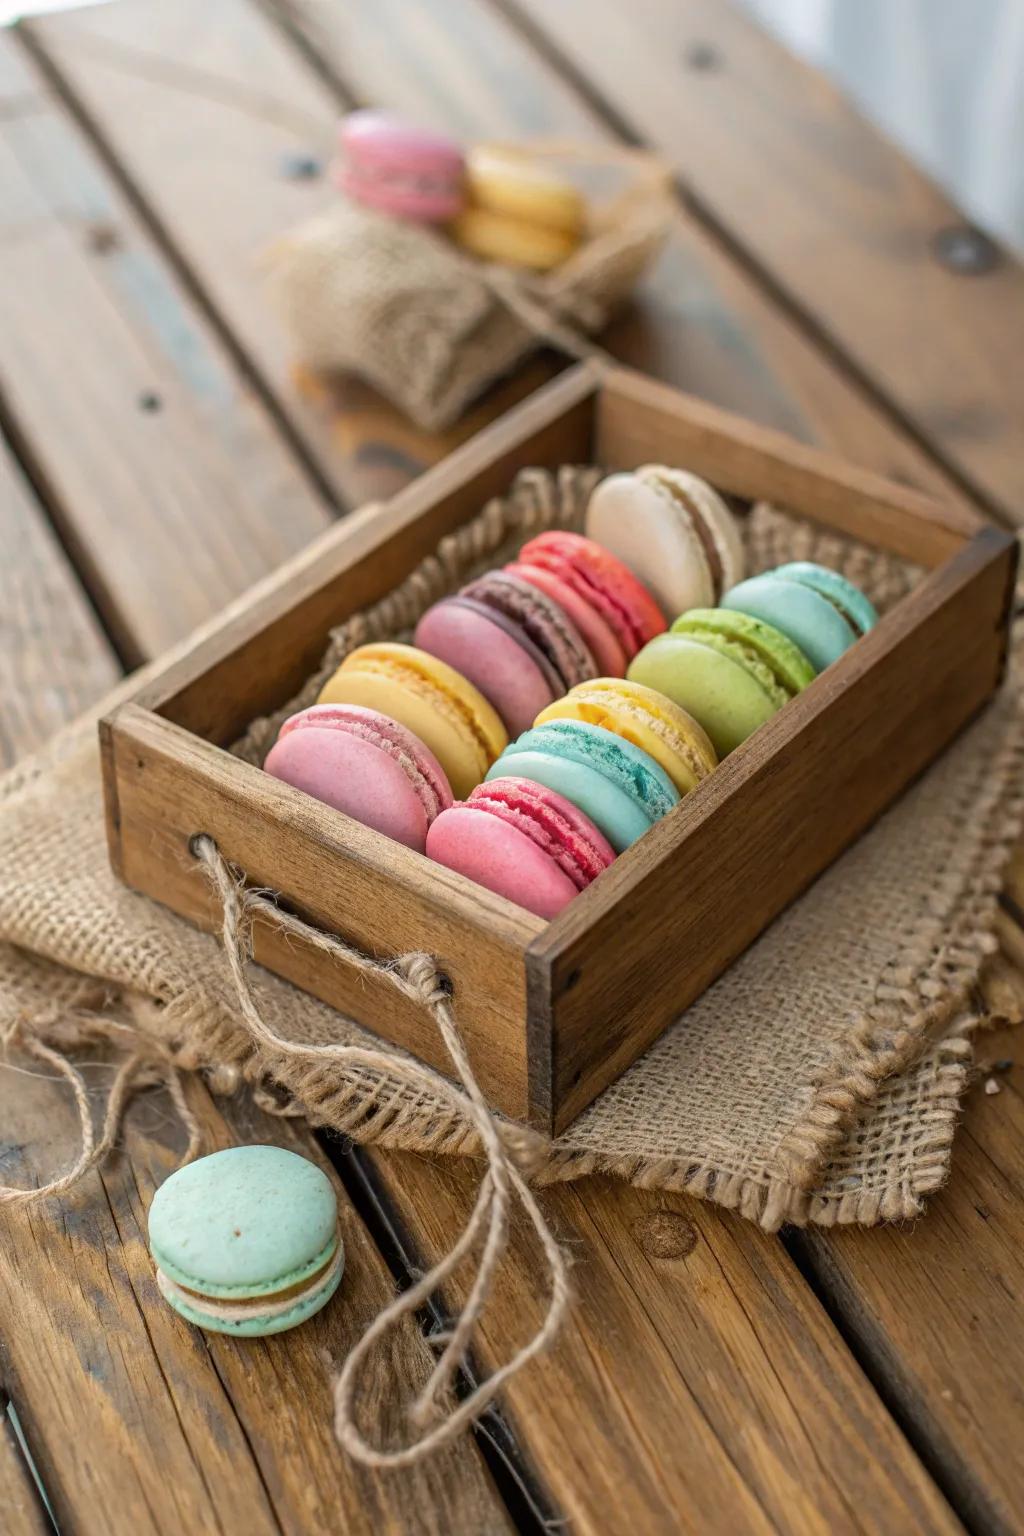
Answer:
193 835 572 1468
0 1012 202 1206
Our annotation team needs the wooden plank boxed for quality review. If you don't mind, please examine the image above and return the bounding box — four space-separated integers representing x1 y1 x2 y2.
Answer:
15 0 531 512
0 1397 51 1536
0 33 332 663
796 1018 1024 1536
0 509 510 1528
356 1149 960 1535
0 1064 513 1535
26 0 988 520
259 0 988 513
504 0 1024 526
0 434 120 762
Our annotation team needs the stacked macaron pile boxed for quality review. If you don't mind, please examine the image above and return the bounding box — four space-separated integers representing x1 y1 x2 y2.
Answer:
265 464 878 918
336 110 586 272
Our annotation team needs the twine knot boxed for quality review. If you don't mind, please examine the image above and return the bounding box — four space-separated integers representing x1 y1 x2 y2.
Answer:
188 835 571 1469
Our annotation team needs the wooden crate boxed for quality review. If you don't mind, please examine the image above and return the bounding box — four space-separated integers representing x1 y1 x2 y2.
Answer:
100 362 1017 1134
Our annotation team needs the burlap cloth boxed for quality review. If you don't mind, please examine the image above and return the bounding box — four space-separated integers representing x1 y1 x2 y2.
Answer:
266 142 674 431
2 469 1023 1235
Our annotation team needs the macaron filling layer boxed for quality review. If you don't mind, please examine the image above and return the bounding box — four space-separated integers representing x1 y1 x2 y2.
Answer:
644 469 722 595
772 562 879 636
517 533 664 656
540 682 716 791
499 721 679 822
672 610 816 697
461 571 595 689
156 1237 343 1323
275 706 450 825
467 778 612 890
344 654 497 768
151 1230 341 1299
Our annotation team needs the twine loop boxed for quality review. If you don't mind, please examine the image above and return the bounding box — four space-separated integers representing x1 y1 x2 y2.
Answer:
192 834 570 1465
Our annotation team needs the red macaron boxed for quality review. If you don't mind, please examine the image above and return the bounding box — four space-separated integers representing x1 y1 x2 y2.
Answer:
515 531 665 662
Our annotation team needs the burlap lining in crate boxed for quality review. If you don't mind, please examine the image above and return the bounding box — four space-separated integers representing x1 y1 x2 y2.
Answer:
1 468 1022 1234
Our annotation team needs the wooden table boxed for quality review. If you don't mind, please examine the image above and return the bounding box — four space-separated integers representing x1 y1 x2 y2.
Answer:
2 2 1023 1531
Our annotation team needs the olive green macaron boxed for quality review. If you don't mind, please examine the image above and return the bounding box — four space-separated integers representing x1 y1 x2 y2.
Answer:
627 608 816 757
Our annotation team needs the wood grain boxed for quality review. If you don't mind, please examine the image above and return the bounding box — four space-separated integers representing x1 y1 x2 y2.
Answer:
27 0 987 524
0 32 332 662
264 0 985 515
359 1149 959 1535
505 0 1024 526
0 1397 51 1536
105 706 542 1121
796 1020 1024 1536
0 1066 511 1535
0 434 119 762
19 0 509 511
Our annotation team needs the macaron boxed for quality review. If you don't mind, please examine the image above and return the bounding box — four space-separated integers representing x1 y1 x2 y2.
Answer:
487 718 679 852
506 559 628 677
721 561 878 673
414 571 596 736
451 146 583 271
148 1145 343 1337
628 609 816 758
585 466 745 620
264 704 453 852
516 531 666 665
427 777 615 919
534 678 717 795
318 643 506 799
337 110 465 223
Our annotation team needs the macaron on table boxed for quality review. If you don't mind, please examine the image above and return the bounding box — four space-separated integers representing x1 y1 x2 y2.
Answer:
148 1145 343 1336
100 362 1016 1135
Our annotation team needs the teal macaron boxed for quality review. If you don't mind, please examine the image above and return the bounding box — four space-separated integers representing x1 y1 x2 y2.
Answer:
628 608 816 757
148 1144 343 1337
721 561 878 673
486 718 679 851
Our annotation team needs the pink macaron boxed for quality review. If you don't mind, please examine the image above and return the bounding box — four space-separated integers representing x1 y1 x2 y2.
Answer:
336 110 465 223
414 571 596 736
515 532 666 663
264 704 453 852
427 777 615 919
505 559 628 677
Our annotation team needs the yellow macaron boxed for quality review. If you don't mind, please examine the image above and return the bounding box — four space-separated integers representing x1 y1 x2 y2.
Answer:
534 678 717 795
451 146 584 271
318 643 507 799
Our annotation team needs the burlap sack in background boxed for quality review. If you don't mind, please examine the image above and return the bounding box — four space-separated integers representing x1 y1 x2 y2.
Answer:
1 468 1022 1232
266 143 673 431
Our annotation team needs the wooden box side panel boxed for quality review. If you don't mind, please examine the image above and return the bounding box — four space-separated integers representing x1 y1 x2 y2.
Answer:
138 365 598 746
534 528 1017 1132
595 367 984 568
104 707 548 1127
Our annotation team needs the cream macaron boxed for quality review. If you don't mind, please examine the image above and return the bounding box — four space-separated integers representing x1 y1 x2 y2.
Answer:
585 465 745 621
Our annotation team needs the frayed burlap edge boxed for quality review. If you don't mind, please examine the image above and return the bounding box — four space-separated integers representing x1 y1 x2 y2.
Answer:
3 470 1021 1233
223 467 1023 1229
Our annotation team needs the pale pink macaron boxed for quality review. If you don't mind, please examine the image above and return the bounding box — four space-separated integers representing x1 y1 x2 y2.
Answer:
426 777 615 920
264 704 453 852
336 110 465 223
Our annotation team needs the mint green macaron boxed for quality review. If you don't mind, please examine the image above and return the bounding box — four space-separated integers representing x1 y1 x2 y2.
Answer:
486 718 679 851
628 609 815 757
148 1144 343 1337
721 561 877 673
